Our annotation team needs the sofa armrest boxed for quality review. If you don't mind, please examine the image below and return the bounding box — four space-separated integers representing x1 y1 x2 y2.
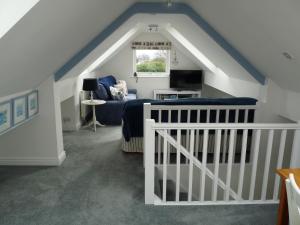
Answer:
85 100 126 125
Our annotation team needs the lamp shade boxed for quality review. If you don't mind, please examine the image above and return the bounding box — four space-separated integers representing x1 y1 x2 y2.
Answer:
82 78 98 91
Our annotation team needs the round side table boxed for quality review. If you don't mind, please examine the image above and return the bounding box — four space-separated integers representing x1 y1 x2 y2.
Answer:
81 100 106 132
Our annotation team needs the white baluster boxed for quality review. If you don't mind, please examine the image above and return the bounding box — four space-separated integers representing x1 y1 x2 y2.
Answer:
244 109 249 123
163 129 168 202
261 130 274 200
206 109 210 123
237 129 248 199
185 110 191 164
200 130 208 201
273 129 287 200
224 129 235 201
195 110 200 158
249 129 261 200
216 110 220 123
290 124 300 167
176 130 181 202
167 110 171 164
232 110 239 163
178 110 181 123
188 130 195 202
222 109 229 163
144 119 155 204
143 103 151 168
212 129 222 201
235 110 239 123
158 110 162 164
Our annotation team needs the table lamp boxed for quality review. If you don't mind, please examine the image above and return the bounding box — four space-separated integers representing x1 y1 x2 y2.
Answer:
82 78 98 102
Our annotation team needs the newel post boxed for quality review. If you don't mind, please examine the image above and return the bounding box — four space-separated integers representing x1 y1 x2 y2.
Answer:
290 121 300 168
143 103 151 168
144 119 155 204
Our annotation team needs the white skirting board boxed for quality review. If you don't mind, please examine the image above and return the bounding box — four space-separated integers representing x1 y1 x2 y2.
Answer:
0 150 66 166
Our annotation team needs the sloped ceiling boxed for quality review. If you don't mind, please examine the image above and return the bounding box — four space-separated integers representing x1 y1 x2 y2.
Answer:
0 0 40 39
0 0 137 97
0 0 300 97
188 0 300 91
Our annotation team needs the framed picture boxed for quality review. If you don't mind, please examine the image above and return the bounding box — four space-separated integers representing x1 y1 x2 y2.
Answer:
27 91 38 117
0 101 12 134
13 96 27 125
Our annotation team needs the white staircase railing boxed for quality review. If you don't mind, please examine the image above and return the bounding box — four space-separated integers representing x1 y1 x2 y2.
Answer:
145 120 300 205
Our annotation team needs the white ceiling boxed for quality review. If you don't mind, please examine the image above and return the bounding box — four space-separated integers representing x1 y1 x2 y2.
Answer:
0 0 136 97
0 0 40 39
188 0 300 91
0 0 300 97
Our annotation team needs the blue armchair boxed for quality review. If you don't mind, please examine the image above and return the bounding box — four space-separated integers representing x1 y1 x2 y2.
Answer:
85 75 138 125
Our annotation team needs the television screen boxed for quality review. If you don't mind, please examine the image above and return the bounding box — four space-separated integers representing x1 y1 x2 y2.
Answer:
170 70 202 89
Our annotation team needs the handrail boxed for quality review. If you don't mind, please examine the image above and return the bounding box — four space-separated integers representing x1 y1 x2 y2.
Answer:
149 121 300 130
148 105 257 110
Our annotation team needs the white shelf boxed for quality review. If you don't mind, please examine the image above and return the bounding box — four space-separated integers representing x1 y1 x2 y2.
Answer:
153 89 201 100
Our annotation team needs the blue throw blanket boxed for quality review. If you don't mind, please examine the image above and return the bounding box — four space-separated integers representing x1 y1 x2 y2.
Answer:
122 98 257 142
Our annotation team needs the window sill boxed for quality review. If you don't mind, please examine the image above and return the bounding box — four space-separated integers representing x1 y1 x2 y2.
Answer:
132 73 169 78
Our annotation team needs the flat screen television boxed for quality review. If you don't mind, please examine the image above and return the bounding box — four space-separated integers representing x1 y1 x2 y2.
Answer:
170 70 203 90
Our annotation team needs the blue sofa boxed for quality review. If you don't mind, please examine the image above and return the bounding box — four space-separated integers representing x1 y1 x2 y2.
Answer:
86 75 137 125
122 98 257 141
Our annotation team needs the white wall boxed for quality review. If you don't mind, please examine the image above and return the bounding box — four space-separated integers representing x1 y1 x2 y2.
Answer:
0 76 65 166
282 91 300 122
201 85 232 98
204 70 263 100
255 79 287 123
58 13 265 109
59 29 226 130
252 78 300 123
56 72 96 131
57 14 300 128
61 96 77 131
160 16 263 100
94 31 291 125
88 13 264 100
94 32 229 99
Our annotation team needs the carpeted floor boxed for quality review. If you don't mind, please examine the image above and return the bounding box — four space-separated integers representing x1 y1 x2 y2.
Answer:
0 126 277 225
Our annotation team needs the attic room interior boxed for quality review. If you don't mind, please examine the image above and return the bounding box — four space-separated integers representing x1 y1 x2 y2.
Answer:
1 0 300 225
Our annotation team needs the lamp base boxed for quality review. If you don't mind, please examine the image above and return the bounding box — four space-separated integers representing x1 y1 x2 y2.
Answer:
90 91 94 103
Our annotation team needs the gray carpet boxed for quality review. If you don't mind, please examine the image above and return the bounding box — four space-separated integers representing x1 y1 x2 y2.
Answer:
0 126 277 225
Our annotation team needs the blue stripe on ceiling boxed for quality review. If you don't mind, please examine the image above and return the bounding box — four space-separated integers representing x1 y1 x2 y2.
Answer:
54 2 266 84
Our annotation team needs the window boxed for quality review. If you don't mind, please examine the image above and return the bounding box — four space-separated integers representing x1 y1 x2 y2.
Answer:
133 49 170 77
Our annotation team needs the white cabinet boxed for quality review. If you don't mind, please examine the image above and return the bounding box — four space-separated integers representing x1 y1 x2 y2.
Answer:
153 89 201 100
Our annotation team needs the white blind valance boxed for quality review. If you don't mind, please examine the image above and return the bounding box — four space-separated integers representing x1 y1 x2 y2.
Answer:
132 41 172 50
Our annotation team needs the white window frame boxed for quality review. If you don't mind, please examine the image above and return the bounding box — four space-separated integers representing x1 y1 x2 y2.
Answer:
132 49 170 78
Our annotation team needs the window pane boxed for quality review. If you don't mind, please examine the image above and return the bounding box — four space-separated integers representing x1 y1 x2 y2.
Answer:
136 50 167 73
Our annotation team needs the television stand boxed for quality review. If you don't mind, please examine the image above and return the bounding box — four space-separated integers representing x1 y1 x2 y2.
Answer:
153 89 201 100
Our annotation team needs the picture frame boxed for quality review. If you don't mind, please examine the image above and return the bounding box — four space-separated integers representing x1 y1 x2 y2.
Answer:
13 96 27 125
0 101 12 134
27 90 39 117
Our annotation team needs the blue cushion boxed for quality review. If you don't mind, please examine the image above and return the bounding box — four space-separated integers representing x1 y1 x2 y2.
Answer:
93 83 109 100
98 75 117 86
98 75 117 99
